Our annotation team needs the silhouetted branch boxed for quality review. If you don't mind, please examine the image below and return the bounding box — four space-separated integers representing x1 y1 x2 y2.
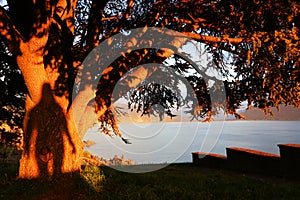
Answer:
0 6 23 54
85 0 109 50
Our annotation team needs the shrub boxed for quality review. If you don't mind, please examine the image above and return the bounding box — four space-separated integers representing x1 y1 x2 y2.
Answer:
81 165 105 192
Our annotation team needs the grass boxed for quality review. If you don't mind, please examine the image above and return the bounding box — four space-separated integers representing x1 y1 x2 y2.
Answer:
101 164 300 200
1 163 300 199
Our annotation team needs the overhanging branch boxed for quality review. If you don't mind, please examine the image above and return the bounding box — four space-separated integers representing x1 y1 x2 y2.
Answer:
181 32 250 44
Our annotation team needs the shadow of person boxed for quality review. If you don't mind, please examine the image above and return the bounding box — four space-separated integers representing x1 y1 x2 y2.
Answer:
23 83 75 179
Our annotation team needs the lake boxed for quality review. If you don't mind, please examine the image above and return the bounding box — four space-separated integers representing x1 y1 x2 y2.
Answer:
83 121 300 164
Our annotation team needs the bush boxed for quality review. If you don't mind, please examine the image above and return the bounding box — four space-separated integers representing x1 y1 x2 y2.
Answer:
81 165 105 192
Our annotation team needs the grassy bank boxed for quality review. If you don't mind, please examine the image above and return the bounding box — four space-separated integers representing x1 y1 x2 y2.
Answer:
1 163 300 199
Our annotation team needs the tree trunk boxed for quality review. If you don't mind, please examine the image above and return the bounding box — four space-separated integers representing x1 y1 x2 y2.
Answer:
18 85 83 179
13 0 84 177
15 37 84 178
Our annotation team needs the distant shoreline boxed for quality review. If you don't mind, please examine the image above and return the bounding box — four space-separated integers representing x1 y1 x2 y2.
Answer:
116 119 300 125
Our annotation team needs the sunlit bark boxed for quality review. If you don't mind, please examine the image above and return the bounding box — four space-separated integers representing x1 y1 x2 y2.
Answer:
0 0 83 179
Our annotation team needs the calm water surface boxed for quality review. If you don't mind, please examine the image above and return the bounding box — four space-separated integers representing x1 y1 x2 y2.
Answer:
83 121 300 164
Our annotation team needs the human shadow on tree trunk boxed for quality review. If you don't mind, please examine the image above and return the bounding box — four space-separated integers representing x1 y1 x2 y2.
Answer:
23 83 76 179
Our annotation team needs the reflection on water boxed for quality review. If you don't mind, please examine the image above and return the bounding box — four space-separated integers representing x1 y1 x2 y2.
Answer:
84 121 300 164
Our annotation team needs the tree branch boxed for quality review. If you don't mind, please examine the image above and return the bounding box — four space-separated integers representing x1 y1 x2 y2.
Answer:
72 84 96 126
178 32 250 44
55 0 78 34
85 0 109 50
124 0 135 20
0 6 23 54
103 0 135 39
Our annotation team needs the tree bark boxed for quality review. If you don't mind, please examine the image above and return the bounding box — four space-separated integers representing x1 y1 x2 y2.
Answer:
17 37 83 178
3 0 85 179
19 98 83 179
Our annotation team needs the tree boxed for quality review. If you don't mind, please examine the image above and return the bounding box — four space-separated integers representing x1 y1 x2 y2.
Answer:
0 0 299 179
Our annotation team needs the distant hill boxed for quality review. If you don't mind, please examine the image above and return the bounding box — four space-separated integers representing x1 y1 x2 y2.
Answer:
115 102 300 122
242 105 300 120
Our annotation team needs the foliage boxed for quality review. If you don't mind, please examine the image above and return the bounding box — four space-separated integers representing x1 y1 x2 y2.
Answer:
81 165 106 192
128 83 181 120
0 40 26 129
0 0 299 138
0 145 21 184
